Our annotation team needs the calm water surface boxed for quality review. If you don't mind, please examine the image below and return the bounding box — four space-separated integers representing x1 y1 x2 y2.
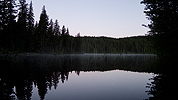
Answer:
0 54 157 100
33 71 153 100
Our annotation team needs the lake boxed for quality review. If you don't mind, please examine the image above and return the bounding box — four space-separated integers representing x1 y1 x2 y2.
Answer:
0 54 158 100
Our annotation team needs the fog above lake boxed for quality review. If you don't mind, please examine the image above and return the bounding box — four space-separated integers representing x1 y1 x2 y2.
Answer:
13 54 157 73
0 54 158 100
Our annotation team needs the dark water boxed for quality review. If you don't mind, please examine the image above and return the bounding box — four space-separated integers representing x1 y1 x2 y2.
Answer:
0 54 159 100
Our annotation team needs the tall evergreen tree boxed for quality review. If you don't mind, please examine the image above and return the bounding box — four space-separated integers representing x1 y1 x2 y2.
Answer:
17 0 28 51
27 1 34 33
38 5 49 52
66 28 69 36
31 21 39 51
47 19 54 51
48 19 54 36
61 25 66 52
27 1 34 52
61 25 66 36
53 19 60 36
18 0 28 27
6 0 17 27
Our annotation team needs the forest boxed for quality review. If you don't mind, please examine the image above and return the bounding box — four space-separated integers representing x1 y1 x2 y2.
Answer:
0 0 154 54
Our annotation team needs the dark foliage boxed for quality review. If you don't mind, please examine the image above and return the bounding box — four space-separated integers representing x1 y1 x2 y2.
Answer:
141 0 178 58
0 0 17 51
17 0 28 52
81 36 154 54
141 1 178 99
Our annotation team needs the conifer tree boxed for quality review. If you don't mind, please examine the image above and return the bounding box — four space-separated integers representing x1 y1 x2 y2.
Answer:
32 21 39 51
17 0 28 51
66 28 69 36
18 0 28 27
38 5 49 52
61 25 66 36
6 0 17 27
61 25 66 52
53 19 60 36
27 1 34 33
48 19 54 36
27 1 34 52
47 19 54 51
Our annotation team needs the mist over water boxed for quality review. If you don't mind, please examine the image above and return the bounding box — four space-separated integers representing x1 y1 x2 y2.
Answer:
0 54 157 100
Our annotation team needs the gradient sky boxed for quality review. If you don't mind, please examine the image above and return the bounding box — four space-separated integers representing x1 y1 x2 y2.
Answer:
26 0 149 38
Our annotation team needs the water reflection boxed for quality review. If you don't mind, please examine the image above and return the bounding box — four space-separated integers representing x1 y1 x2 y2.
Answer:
0 54 156 100
146 58 178 100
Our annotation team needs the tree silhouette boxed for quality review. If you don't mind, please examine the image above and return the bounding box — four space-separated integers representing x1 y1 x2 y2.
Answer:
66 28 69 36
61 25 66 36
53 19 60 36
18 0 28 27
27 1 34 52
47 19 54 51
141 0 178 58
38 5 49 52
17 0 28 51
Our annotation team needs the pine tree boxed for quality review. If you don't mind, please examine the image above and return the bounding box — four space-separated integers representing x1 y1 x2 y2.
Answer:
27 1 34 52
27 1 34 33
38 5 49 52
61 25 66 36
48 19 54 36
47 19 54 51
66 28 69 36
32 21 39 51
61 25 66 52
53 19 60 36
6 0 17 27
18 0 28 27
17 0 28 51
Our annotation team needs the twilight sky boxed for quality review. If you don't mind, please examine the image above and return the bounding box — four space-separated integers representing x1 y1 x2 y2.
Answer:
26 0 149 38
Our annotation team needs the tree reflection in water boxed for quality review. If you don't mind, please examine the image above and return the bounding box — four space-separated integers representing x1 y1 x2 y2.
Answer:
0 54 157 100
146 58 178 100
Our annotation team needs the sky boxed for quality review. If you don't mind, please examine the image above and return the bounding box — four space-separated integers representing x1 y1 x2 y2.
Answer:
26 0 149 38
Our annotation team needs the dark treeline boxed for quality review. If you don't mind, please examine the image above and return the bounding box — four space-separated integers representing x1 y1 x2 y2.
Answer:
0 0 76 53
81 36 154 54
0 0 154 54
